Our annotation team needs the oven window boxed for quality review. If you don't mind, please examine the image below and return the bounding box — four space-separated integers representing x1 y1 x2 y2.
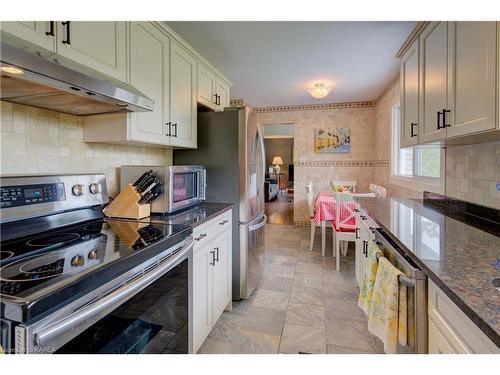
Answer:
56 259 189 354
173 173 197 203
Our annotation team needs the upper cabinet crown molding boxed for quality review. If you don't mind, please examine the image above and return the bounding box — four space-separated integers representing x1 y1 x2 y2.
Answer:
153 22 233 87
395 21 430 59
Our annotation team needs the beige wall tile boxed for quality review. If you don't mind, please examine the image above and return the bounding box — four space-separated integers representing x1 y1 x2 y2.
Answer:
0 104 172 197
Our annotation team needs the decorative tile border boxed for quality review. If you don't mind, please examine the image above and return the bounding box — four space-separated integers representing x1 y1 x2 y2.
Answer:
295 160 389 168
253 101 375 113
229 99 244 107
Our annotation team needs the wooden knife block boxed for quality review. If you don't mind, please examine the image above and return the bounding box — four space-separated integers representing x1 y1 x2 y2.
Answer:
103 184 150 220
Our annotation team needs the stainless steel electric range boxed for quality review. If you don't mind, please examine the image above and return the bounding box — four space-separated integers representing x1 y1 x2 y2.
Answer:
0 174 193 354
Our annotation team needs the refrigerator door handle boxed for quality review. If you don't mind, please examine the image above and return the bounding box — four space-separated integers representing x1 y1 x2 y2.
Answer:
249 214 267 232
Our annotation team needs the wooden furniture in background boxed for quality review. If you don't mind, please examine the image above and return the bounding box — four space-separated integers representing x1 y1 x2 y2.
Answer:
270 173 288 194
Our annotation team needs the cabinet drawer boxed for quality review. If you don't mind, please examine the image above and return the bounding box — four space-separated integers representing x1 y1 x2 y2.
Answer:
193 210 232 250
428 280 499 353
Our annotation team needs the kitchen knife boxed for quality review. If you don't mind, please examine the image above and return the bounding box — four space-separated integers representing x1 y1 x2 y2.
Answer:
146 187 163 204
137 175 155 193
141 178 160 195
132 169 153 187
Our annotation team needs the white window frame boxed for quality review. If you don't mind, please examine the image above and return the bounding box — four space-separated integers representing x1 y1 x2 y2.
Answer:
390 103 445 194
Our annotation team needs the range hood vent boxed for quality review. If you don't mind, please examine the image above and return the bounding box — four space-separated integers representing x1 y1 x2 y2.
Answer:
0 43 154 116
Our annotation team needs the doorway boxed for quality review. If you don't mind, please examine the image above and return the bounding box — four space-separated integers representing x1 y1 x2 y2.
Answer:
263 123 294 225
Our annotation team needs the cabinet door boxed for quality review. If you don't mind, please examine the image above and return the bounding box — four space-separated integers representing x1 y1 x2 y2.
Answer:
170 42 197 148
56 21 127 81
446 22 497 138
0 21 56 53
354 219 363 288
212 230 231 323
129 22 170 145
429 320 458 354
198 63 216 110
400 39 420 147
215 78 230 112
419 21 448 143
193 242 213 353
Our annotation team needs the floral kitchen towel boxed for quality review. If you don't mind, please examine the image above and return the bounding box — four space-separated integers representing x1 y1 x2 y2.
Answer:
367 256 407 354
358 240 383 315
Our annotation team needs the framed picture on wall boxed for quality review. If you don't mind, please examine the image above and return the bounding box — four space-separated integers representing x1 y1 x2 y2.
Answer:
314 128 351 153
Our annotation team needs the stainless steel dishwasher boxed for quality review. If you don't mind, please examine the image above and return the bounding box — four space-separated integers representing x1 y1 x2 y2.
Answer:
374 229 428 354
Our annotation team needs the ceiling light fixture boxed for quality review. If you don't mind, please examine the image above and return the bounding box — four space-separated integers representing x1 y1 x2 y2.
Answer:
0 65 24 75
308 82 331 99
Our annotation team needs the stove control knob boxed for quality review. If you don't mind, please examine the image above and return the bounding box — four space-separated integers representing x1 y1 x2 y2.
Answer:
72 184 85 196
88 249 98 260
89 183 101 195
71 255 85 267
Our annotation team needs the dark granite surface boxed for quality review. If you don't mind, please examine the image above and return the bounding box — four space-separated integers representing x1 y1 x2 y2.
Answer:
145 202 233 228
355 197 500 347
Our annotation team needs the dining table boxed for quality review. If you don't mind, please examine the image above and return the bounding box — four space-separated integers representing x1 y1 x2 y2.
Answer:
313 191 359 256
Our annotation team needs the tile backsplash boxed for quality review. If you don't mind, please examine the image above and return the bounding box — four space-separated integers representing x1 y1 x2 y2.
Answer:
0 102 172 197
446 141 500 209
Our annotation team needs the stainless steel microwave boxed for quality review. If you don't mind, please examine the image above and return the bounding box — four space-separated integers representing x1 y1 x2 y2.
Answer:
120 165 206 214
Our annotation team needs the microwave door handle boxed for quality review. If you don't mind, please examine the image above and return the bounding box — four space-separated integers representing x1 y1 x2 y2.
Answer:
199 169 206 200
33 239 193 347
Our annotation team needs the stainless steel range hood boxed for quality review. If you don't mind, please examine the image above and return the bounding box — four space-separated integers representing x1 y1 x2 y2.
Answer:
0 42 154 116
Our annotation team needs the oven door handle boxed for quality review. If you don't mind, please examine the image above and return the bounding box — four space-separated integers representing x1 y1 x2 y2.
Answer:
33 238 193 347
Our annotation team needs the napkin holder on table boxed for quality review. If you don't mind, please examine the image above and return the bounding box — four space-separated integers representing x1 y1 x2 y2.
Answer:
103 184 150 220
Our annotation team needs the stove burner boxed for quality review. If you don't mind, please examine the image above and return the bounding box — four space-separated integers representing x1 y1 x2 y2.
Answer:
0 251 14 261
1 252 65 282
137 226 164 244
27 233 81 247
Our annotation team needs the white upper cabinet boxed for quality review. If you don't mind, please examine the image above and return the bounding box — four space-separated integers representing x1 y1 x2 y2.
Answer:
170 41 197 148
446 22 497 138
215 77 231 111
129 22 170 145
0 21 56 54
400 38 420 147
419 21 448 143
400 22 499 145
198 63 217 110
55 22 127 82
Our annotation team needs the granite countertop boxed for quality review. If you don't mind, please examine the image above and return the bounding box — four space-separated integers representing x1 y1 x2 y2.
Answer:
147 202 233 228
355 197 500 347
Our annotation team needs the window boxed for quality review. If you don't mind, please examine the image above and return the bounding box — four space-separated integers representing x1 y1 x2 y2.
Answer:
391 103 444 192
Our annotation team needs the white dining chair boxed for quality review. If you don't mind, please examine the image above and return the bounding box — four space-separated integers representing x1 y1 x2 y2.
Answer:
375 185 387 198
331 180 357 193
306 182 323 252
369 183 377 193
331 192 357 271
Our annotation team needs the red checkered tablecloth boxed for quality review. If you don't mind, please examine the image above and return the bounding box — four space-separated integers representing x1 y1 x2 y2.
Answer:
313 191 358 225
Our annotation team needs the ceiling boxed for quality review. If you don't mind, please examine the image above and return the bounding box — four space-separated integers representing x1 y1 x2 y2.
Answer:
166 21 415 107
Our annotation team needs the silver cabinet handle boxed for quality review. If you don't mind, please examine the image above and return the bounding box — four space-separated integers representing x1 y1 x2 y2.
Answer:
195 233 207 241
219 219 229 226
34 238 193 346
214 247 219 262
209 250 216 266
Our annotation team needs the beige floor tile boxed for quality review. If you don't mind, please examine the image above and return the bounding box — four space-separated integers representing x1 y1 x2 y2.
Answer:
251 288 290 311
279 324 326 354
228 304 286 335
325 318 376 352
258 275 294 293
326 344 377 354
263 264 296 278
324 298 366 322
293 273 324 290
197 337 236 354
290 285 324 306
266 254 298 267
285 302 325 329
295 261 323 276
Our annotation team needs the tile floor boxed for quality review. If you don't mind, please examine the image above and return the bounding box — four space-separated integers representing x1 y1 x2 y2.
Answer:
198 224 384 354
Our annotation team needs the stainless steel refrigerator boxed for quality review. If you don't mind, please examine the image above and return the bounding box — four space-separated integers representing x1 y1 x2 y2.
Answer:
174 106 266 300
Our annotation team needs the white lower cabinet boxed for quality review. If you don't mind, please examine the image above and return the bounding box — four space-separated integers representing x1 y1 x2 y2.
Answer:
355 210 377 289
192 210 232 353
428 279 499 354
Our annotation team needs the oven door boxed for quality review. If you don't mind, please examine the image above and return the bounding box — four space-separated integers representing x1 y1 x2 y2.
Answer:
15 239 193 354
167 167 206 213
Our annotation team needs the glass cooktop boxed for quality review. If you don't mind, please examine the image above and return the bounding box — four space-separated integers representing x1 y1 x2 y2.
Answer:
0 219 188 302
